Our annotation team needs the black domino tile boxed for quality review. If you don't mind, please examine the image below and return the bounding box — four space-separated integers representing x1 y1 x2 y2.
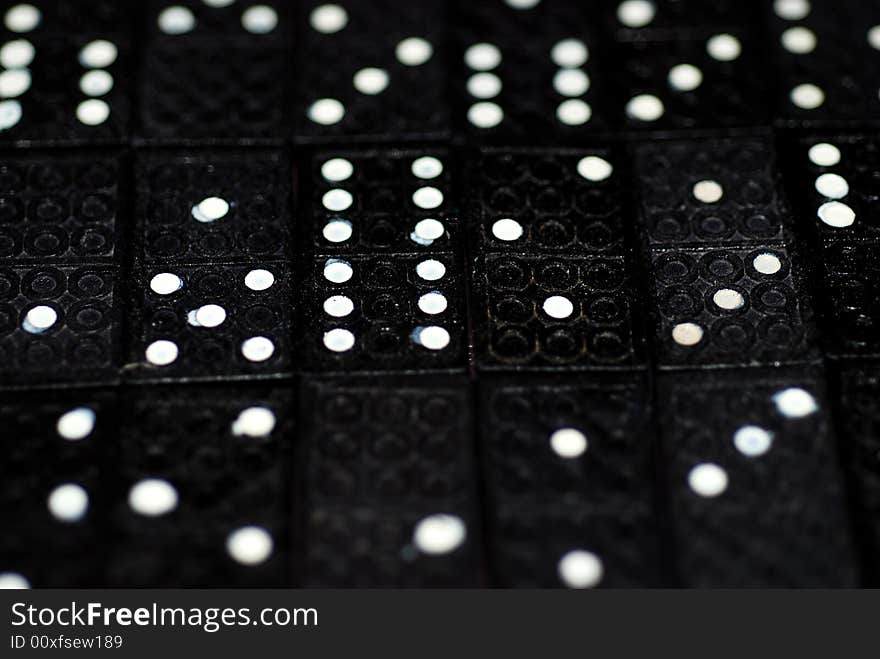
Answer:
105 385 295 587
780 135 880 359
0 37 132 145
481 374 664 587
139 39 288 143
644 245 819 368
0 389 115 586
143 0 292 40
472 253 642 370
833 365 880 585
303 148 458 256
0 1 133 146
765 1 880 128
300 376 481 587
299 148 467 374
0 263 121 387
464 148 626 256
465 146 644 372
784 135 880 247
299 253 467 373
657 369 859 587
0 150 125 387
133 149 292 266
812 243 880 360
615 34 769 132
633 138 790 249
454 0 610 140
0 152 123 264
295 0 449 143
138 2 291 143
0 1 132 36
125 262 294 383
633 137 820 368
125 149 294 383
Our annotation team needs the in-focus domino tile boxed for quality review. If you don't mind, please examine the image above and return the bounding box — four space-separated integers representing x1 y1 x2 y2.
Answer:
644 245 819 368
464 148 625 256
126 263 293 383
300 148 466 374
634 139 789 248
0 144 125 388
0 264 121 387
304 148 457 255
465 146 643 371
133 150 292 266
781 135 880 358
126 149 294 382
658 369 859 587
785 135 880 246
0 153 123 263
472 254 642 370
301 376 481 586
481 375 663 587
813 243 880 359
633 137 817 368
300 254 466 373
